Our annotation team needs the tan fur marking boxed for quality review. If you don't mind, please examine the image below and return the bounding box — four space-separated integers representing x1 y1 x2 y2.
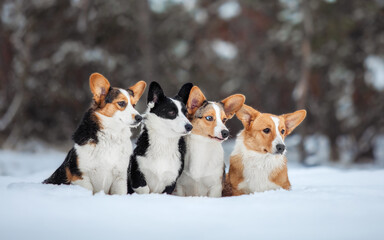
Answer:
89 73 111 105
269 157 291 190
128 80 147 105
96 92 128 117
190 105 216 138
186 86 207 116
227 154 245 196
220 94 245 119
65 167 82 183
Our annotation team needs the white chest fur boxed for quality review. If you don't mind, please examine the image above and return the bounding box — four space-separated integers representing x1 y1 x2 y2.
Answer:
176 134 224 197
75 116 133 194
232 134 286 193
137 129 182 193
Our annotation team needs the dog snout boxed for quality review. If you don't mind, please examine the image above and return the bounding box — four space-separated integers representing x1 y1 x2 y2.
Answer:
135 114 143 123
276 144 285 154
185 124 193 132
221 130 229 139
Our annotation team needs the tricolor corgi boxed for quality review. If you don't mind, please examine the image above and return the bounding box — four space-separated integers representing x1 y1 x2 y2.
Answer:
175 86 245 197
128 82 193 194
224 104 306 196
43 73 146 195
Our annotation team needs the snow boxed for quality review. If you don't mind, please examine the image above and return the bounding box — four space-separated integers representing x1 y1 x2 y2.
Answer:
1 149 384 240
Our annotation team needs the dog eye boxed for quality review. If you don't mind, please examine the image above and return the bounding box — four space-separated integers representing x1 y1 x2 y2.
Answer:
168 111 176 116
281 129 285 134
263 128 270 134
222 118 227 123
118 101 126 107
205 116 214 121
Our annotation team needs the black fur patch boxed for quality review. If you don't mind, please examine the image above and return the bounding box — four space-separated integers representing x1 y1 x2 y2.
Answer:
127 128 149 193
162 137 186 194
105 87 121 103
174 83 193 104
72 109 100 145
43 148 82 184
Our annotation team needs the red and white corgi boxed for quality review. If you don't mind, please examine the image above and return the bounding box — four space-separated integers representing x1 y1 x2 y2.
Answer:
175 86 245 197
224 104 306 196
43 73 146 195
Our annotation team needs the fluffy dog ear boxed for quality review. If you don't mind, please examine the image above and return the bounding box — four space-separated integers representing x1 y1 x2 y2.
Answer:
186 86 207 116
176 83 193 105
221 94 246 119
148 81 165 104
282 110 307 135
89 73 111 105
236 104 260 128
128 81 147 105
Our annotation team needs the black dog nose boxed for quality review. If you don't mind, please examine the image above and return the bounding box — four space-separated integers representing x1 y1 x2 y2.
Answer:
221 130 229 139
185 124 193 132
135 115 142 122
276 144 286 154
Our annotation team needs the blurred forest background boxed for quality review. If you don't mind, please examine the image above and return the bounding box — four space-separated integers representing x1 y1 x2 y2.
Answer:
0 0 383 165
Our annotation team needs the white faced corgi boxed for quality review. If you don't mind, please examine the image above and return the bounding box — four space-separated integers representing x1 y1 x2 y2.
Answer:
224 104 306 196
128 81 193 194
43 73 146 195
175 86 245 197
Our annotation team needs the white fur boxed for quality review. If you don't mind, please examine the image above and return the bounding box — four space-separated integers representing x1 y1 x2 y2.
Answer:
72 88 138 195
135 99 191 193
212 103 228 139
232 132 286 193
136 125 182 193
175 134 224 197
271 116 286 154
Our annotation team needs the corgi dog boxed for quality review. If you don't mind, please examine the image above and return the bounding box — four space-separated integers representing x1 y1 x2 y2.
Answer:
175 86 245 197
43 73 146 195
128 82 193 194
224 105 306 196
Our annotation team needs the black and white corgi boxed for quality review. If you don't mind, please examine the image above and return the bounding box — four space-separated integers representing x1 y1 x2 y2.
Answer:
43 73 146 195
175 86 245 197
128 81 193 194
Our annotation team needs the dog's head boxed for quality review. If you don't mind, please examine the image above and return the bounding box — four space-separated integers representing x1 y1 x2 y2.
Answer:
186 86 245 142
236 104 306 155
145 81 193 136
89 73 146 127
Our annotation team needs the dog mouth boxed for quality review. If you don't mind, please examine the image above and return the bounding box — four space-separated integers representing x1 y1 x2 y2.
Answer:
130 122 142 128
208 135 226 142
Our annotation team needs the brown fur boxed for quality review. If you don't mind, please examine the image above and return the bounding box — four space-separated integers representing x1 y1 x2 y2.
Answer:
225 154 245 196
96 92 129 117
269 157 291 190
186 86 245 139
226 105 306 195
65 167 82 183
89 73 146 118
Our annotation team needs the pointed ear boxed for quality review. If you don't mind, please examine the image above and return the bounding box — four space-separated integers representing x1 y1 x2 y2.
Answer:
236 104 259 128
282 110 307 135
186 86 207 115
148 81 165 104
176 83 193 104
89 73 111 105
128 81 147 105
221 94 246 119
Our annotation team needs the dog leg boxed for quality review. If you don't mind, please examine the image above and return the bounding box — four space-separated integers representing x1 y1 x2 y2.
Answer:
72 175 94 193
110 176 128 195
208 185 223 198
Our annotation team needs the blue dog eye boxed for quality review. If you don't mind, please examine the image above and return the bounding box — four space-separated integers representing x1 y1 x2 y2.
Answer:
205 116 213 121
118 101 126 107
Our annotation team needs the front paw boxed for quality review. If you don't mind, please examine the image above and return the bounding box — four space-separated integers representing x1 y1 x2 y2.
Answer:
134 185 150 194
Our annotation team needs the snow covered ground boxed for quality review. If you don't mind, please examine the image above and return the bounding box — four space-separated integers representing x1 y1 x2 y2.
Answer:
1 148 384 240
